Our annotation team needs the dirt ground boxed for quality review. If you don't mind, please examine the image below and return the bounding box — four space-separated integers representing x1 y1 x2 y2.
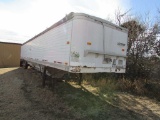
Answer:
0 67 160 120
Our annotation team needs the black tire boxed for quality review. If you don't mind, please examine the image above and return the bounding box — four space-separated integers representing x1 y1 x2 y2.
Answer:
24 61 28 69
20 60 23 67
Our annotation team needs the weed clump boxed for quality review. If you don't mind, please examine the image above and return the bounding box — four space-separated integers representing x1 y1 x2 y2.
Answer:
83 73 160 101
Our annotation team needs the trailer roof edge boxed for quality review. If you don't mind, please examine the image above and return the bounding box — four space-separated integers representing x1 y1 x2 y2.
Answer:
73 13 128 31
23 12 128 45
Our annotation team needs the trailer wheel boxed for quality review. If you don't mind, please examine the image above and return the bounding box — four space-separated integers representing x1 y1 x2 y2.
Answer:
42 67 46 87
24 61 29 69
20 60 23 67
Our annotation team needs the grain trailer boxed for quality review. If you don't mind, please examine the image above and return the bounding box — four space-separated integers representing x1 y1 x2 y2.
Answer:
21 12 128 85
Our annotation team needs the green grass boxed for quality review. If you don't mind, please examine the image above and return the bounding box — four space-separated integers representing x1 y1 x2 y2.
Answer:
54 82 110 119
53 81 139 120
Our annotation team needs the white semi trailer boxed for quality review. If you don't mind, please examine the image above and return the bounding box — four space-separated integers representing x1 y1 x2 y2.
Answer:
21 12 128 85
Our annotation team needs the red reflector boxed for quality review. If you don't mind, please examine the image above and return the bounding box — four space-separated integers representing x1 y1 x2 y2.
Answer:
122 49 125 51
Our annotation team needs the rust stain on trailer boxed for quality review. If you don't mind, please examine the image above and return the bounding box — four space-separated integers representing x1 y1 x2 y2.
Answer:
66 41 70 44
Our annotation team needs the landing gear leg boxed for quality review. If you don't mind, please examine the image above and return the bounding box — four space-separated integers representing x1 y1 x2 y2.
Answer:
78 73 82 85
42 67 46 87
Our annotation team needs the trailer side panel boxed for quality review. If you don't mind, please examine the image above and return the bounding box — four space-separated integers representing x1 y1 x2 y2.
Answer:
21 20 73 70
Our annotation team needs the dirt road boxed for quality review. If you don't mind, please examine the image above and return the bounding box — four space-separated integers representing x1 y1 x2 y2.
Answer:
0 67 160 120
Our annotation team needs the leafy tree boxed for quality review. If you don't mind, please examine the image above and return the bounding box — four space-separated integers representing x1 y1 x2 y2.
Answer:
120 18 159 80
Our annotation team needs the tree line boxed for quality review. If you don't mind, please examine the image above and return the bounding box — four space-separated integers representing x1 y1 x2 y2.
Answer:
116 9 160 81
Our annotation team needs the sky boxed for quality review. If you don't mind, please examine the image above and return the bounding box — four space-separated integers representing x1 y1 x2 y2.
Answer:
0 0 159 44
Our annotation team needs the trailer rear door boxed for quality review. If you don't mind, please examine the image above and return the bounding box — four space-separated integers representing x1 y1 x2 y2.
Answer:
104 26 128 57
